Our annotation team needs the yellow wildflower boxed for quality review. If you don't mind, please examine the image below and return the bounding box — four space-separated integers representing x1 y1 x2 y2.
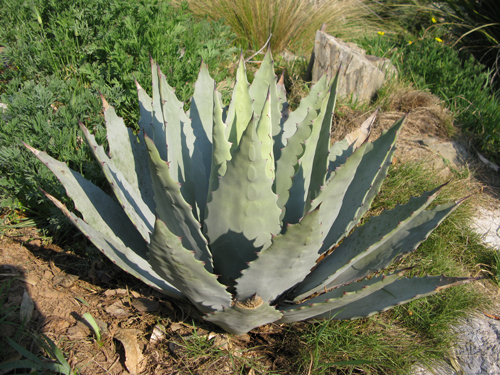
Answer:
378 31 385 36
432 17 437 23
435 37 443 43
408 40 413 45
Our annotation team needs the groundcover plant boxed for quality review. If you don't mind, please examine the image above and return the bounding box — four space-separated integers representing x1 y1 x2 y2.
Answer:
25 49 471 335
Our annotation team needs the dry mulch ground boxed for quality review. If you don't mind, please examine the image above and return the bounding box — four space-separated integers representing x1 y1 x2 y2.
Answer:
0 226 301 374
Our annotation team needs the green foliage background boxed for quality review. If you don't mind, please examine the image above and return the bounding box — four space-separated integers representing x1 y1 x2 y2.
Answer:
0 0 236 230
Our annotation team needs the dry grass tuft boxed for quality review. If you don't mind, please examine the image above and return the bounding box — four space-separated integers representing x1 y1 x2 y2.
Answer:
332 82 455 143
175 0 383 53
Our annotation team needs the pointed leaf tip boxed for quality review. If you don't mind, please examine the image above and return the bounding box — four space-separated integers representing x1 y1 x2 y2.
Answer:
23 142 38 154
99 92 109 110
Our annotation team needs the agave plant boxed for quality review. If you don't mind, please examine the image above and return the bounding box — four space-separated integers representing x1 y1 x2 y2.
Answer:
25 50 471 335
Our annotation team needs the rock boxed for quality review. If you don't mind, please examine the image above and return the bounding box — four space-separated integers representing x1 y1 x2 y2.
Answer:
454 316 500 374
417 138 470 169
412 315 500 375
311 31 397 103
472 207 500 250
393 136 470 178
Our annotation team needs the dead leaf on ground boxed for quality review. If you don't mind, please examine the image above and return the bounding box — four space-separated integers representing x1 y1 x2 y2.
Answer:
19 289 34 323
105 300 132 318
149 324 166 345
484 312 500 320
114 328 145 375
132 297 159 313
161 300 174 311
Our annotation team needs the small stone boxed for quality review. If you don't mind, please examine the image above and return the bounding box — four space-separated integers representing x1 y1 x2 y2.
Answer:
53 273 79 288
67 322 90 339
170 323 183 332
168 342 181 356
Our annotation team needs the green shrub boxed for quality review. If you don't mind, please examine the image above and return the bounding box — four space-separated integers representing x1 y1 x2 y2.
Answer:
434 0 499 85
0 0 237 227
0 76 112 232
0 0 237 123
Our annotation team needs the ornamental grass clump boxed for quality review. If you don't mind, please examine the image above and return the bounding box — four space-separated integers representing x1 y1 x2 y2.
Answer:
25 49 472 335
176 0 381 53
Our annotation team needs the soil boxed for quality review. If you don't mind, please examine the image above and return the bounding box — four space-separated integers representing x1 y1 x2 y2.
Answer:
0 226 302 374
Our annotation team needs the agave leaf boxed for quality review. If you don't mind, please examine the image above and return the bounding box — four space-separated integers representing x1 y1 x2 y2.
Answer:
276 72 288 108
314 117 404 254
292 184 454 300
255 89 275 180
280 74 329 145
189 61 215 162
235 207 322 302
79 122 154 243
145 135 213 271
148 218 231 312
282 82 334 224
188 62 216 220
204 117 281 284
305 71 340 210
298 140 367 245
157 67 198 216
136 78 168 210
249 48 286 163
225 55 253 151
278 274 400 323
326 109 377 180
274 107 314 216
275 72 289 161
101 95 153 211
325 200 464 289
207 90 232 202
345 109 376 148
191 148 209 222
136 78 153 134
25 143 146 254
308 275 474 321
204 296 282 335
43 193 182 298
147 58 168 161
249 48 282 139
